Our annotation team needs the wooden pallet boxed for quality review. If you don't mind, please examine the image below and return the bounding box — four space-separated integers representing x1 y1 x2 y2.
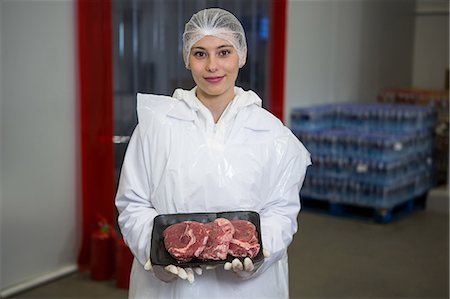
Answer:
301 192 428 224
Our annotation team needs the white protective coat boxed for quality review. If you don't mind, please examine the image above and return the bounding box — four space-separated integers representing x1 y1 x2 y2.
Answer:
115 87 311 299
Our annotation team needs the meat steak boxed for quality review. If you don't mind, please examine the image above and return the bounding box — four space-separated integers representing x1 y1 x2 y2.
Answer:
162 221 208 262
198 218 235 260
228 219 260 258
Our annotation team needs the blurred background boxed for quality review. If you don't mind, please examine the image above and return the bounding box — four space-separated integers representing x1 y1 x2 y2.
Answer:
0 0 448 298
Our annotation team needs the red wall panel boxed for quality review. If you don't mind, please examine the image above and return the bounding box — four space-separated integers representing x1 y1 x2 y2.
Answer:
76 0 115 269
268 0 287 122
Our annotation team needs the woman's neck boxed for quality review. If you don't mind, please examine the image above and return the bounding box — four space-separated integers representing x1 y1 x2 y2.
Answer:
196 88 235 123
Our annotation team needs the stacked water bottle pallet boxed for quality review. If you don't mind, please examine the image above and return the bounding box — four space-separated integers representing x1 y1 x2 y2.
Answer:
378 87 449 185
292 103 436 223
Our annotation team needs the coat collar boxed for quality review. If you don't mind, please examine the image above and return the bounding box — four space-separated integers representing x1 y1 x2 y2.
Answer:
167 87 271 132
166 100 196 121
165 87 198 121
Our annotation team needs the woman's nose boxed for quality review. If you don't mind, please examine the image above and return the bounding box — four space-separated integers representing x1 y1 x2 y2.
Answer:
206 56 218 72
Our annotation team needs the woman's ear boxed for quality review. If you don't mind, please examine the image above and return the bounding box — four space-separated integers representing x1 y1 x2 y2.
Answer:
184 55 191 70
239 49 247 68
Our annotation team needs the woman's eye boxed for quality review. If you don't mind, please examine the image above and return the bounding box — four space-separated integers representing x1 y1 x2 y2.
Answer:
219 49 231 57
193 51 206 58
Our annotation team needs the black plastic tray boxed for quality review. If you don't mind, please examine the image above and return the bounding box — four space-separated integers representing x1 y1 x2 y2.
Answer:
150 211 264 268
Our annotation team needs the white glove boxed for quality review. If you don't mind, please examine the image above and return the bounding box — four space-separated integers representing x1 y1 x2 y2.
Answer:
223 249 270 275
144 259 202 283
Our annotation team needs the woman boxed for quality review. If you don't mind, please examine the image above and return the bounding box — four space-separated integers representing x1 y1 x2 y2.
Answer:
115 7 311 299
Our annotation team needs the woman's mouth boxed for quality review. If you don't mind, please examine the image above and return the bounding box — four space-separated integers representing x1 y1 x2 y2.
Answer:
204 76 224 83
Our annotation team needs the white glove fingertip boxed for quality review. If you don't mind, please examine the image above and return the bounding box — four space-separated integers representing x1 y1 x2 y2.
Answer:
224 262 232 271
263 249 270 258
185 268 195 284
177 267 188 280
244 257 254 272
165 265 179 275
206 265 217 270
232 258 243 272
193 267 203 275
144 259 153 271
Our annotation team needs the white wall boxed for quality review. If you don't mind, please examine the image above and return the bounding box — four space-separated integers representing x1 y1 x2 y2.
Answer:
412 0 449 89
0 0 78 294
284 0 416 124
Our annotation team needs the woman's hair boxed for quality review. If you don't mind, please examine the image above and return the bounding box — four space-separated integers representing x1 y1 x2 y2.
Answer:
182 8 247 68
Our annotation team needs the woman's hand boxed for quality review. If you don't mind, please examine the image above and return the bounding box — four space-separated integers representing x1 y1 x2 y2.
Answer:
223 249 270 276
163 265 202 283
144 259 202 283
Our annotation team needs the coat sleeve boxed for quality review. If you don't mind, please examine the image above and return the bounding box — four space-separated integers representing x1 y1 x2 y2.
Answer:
253 132 311 277
115 124 158 267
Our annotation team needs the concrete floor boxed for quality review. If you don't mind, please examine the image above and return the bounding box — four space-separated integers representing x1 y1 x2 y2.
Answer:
289 210 449 298
10 207 449 299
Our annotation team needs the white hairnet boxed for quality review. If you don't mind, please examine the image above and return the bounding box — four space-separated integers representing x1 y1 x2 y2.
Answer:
183 8 247 68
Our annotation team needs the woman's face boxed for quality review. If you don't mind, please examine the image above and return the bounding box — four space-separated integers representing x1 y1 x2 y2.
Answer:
188 35 240 102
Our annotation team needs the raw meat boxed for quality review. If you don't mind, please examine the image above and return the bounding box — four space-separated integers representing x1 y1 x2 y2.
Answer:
228 219 260 258
162 218 261 263
162 221 208 262
199 218 235 260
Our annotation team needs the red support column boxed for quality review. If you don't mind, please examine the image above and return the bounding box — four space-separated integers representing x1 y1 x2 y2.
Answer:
268 0 287 122
76 0 115 270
